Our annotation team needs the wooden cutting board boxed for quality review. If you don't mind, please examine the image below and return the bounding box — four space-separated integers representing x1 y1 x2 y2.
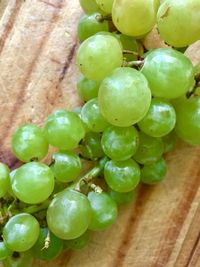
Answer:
0 1 200 266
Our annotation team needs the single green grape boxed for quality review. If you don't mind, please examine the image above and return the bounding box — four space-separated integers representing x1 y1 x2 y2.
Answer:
98 67 151 127
163 130 178 153
174 96 200 145
31 228 63 261
88 191 118 231
12 124 48 162
80 132 104 160
77 75 101 102
81 98 109 132
101 126 139 161
11 162 55 204
138 98 176 137
133 132 164 164
141 158 167 185
108 188 137 205
3 213 40 252
0 242 12 260
115 34 139 61
104 159 140 193
78 13 109 42
95 0 114 13
0 163 10 198
157 0 200 47
112 0 160 37
44 109 85 150
76 34 123 81
64 231 90 250
79 0 103 14
141 48 195 99
47 189 92 240
2 251 33 267
51 151 81 183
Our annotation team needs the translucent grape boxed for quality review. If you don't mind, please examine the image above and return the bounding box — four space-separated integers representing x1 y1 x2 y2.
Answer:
104 159 140 192
98 67 151 127
2 251 33 267
11 162 54 204
0 242 12 260
47 189 92 240
138 98 176 137
78 13 109 42
141 48 195 99
64 231 90 250
163 130 178 153
44 110 85 150
141 158 167 185
116 34 139 61
3 213 40 252
31 228 63 261
81 98 109 132
77 75 100 102
101 126 139 161
12 124 48 162
134 132 164 164
157 0 200 47
76 34 123 81
0 163 10 198
112 0 160 37
96 0 114 13
108 188 137 205
79 0 103 14
88 191 118 231
51 151 81 183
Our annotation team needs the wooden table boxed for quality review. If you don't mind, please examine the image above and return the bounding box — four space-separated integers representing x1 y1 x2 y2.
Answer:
0 1 199 266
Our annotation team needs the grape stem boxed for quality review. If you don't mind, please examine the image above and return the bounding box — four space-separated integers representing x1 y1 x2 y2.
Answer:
123 60 144 68
95 14 112 22
123 50 140 57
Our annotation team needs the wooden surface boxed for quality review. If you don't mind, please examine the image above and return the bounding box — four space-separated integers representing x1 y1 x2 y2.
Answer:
0 1 200 267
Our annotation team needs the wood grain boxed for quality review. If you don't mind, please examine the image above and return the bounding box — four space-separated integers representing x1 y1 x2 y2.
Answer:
0 1 199 267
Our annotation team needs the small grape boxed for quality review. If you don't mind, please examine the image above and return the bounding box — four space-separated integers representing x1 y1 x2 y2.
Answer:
77 75 101 102
2 251 33 267
0 242 12 260
0 163 10 198
79 0 103 14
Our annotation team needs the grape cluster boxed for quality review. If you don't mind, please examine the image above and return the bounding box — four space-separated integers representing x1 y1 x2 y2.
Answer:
0 0 200 266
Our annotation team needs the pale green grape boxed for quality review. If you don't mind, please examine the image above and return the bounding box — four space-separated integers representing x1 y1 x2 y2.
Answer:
163 130 178 153
108 188 137 205
116 34 139 61
104 159 140 192
51 151 81 183
47 189 92 240
64 231 90 250
98 67 151 127
0 163 10 198
11 162 54 204
141 48 195 99
88 192 118 231
157 0 200 47
138 98 176 137
12 124 48 162
174 96 200 145
101 126 139 161
81 98 109 132
96 0 114 13
2 251 33 267
44 110 85 150
77 75 100 102
3 213 40 252
76 34 123 81
112 0 160 37
79 0 103 14
0 242 12 260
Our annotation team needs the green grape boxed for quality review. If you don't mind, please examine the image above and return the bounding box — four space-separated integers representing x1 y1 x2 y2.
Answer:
157 0 200 47
134 132 164 164
101 126 139 161
64 231 90 250
47 189 92 240
98 67 151 127
44 109 85 150
116 34 139 61
76 34 123 81
108 188 137 205
77 75 101 102
81 98 109 132
88 192 118 231
2 251 33 267
79 0 103 14
80 132 104 160
12 124 48 162
0 242 12 260
3 213 40 252
163 130 178 153
112 0 160 37
174 96 200 145
141 158 167 185
11 162 54 204
51 151 81 183
78 13 109 42
31 228 63 261
0 163 10 198
104 159 140 192
141 48 195 99
96 0 114 13
138 98 176 137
